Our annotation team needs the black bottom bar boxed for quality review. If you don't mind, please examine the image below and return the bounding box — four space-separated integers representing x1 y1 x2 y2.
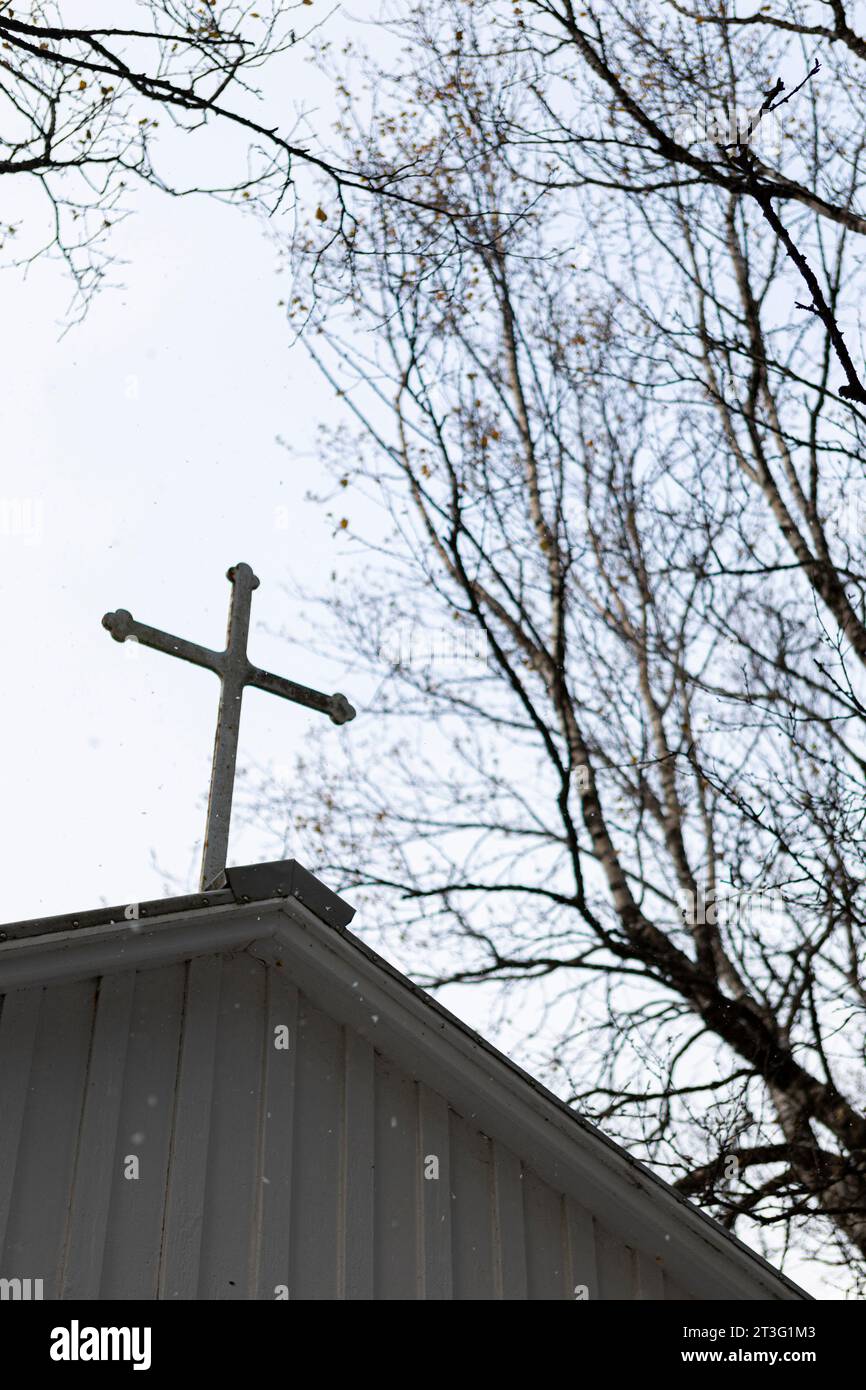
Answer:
1 1296 856 1376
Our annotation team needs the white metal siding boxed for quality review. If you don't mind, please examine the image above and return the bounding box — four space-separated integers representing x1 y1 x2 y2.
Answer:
0 953 651 1299
0 912 805 1301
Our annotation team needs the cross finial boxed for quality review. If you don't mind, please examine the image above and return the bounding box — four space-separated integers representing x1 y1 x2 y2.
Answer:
103 563 355 891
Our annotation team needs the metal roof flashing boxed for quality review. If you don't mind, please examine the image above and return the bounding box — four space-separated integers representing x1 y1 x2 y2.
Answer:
225 859 355 926
0 858 354 943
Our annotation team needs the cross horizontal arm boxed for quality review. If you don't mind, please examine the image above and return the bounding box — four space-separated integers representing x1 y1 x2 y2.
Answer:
247 664 356 725
102 609 224 676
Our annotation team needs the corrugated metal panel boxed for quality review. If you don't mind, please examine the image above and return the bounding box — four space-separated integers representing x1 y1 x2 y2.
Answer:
0 902 809 1301
0 953 626 1299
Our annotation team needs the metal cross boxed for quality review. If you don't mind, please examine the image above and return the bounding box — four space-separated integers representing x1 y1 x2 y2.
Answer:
102 563 355 891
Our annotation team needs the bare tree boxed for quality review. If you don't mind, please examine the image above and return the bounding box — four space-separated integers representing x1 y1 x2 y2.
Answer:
247 0 866 1291
0 0 416 318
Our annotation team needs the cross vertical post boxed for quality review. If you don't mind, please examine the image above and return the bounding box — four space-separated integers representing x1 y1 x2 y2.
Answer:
202 563 258 892
102 562 356 891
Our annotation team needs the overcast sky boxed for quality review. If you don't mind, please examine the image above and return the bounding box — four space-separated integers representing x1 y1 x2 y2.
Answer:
0 20 364 925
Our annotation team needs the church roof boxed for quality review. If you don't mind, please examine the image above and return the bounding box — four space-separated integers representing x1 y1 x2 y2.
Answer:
0 860 810 1300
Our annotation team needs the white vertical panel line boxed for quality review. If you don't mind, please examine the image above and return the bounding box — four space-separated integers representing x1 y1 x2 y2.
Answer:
0 989 42 1262
492 1142 528 1300
634 1247 665 1300
339 1028 375 1299
158 955 221 1299
565 1197 598 1301
417 1084 452 1300
60 972 136 1297
252 972 298 1300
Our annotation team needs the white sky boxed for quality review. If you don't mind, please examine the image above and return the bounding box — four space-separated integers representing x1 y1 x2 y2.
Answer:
0 28 358 923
